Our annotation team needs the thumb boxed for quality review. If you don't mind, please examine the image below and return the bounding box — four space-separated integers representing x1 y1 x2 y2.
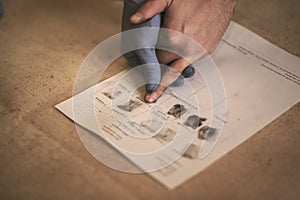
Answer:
130 0 169 24
144 58 190 103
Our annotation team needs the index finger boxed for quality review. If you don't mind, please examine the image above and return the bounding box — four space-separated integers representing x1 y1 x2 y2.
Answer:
144 58 190 103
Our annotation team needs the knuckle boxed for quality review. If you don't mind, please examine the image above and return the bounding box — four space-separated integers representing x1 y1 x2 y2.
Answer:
207 46 216 54
167 34 180 45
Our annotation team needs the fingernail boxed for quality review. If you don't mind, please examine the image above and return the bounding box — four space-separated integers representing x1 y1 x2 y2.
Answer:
149 93 157 102
148 97 154 102
131 13 144 23
147 95 155 103
144 94 152 103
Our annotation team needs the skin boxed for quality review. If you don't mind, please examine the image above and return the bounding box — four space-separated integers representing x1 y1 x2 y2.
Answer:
130 0 237 103
122 0 162 93
122 0 195 94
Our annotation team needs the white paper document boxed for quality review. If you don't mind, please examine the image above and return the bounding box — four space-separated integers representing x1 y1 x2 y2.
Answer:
56 22 300 189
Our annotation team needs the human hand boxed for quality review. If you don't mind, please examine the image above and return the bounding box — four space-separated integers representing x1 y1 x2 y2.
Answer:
130 0 237 103
122 0 162 93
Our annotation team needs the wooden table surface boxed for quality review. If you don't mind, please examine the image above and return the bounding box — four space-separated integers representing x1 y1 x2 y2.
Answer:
0 0 299 199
